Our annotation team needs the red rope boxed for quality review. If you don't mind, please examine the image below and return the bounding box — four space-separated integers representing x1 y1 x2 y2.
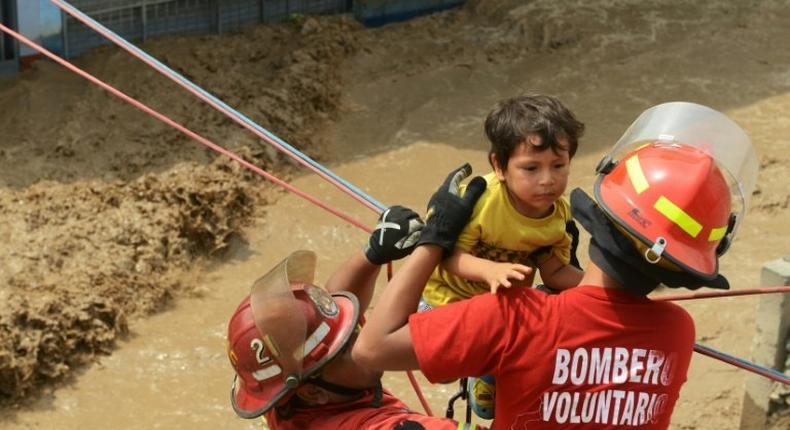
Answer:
0 23 439 415
0 23 370 233
50 0 384 214
407 370 434 416
659 287 790 384
386 261 434 416
654 286 790 302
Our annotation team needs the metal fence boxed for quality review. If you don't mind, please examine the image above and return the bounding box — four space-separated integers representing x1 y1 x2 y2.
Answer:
62 0 351 58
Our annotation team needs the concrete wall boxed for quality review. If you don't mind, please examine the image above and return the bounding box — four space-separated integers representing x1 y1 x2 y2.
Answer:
740 256 790 429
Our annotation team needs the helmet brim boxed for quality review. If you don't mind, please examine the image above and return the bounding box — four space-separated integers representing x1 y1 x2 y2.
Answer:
230 291 359 418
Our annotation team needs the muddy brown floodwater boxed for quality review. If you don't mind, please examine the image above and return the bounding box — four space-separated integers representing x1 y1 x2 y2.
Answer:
2 1 790 429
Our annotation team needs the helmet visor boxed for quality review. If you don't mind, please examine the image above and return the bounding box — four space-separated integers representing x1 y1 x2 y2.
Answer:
608 102 758 226
249 250 316 383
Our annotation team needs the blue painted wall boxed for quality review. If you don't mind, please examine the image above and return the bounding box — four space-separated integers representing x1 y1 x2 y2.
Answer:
353 0 465 27
39 0 62 53
16 0 62 56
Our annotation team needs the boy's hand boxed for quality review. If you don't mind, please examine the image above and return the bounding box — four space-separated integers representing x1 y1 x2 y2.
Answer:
364 205 425 265
417 163 487 256
487 263 533 294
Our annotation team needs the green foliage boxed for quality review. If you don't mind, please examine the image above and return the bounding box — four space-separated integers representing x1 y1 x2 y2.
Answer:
288 13 305 24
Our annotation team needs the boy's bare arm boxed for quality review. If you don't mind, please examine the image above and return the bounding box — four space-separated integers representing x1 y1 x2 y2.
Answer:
442 250 494 282
538 254 584 290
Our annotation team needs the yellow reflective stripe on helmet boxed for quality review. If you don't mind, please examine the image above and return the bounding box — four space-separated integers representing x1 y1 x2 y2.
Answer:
626 155 649 194
708 225 728 241
654 196 703 238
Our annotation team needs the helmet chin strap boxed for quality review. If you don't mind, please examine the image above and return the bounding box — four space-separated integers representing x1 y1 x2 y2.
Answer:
277 378 383 419
588 238 658 296
308 377 384 407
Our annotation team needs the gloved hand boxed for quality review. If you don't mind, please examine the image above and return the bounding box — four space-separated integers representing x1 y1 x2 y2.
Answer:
364 205 425 265
417 163 487 256
565 220 581 270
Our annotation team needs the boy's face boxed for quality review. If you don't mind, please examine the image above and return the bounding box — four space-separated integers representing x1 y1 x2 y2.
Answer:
492 134 571 218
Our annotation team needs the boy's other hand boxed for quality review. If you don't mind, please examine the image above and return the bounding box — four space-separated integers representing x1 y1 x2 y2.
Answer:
487 263 533 294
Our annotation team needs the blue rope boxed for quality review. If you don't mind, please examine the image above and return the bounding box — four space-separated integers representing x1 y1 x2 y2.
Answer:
55 0 786 388
54 0 386 212
695 343 789 383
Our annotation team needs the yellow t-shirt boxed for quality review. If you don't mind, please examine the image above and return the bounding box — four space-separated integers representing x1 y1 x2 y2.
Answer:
422 173 573 306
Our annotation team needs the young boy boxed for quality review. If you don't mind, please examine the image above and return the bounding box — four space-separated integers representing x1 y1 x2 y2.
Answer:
356 101 752 429
421 94 586 419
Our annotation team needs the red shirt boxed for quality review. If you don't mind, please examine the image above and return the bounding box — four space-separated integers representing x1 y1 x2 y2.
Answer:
410 286 695 429
264 388 483 429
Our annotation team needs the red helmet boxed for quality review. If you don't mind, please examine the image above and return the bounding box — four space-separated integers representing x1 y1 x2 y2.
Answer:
594 102 758 279
595 142 732 278
227 252 359 418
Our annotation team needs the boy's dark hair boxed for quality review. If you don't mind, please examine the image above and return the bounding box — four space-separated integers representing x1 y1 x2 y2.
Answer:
484 94 585 169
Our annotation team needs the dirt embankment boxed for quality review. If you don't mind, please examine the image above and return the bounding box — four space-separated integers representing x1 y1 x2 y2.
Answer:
0 15 362 401
1 1 789 428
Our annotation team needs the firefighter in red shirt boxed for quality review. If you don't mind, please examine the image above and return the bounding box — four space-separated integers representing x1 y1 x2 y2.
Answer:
353 102 758 429
225 206 486 429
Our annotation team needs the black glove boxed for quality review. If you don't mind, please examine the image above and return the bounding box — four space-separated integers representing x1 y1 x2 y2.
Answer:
566 220 581 270
364 205 425 265
417 163 487 256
